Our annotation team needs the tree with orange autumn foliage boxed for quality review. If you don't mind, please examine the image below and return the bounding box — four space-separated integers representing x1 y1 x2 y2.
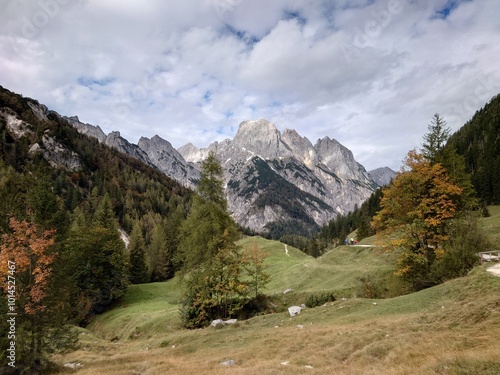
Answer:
0 218 56 315
0 217 76 372
372 151 464 290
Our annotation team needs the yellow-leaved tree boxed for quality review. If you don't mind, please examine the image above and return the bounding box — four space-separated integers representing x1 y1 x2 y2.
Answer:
372 150 464 290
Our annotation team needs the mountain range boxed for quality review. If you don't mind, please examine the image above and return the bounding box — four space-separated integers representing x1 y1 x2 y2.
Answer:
66 116 395 238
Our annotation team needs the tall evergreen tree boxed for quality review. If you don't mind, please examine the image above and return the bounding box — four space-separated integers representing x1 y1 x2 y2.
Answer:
178 152 246 327
128 221 149 284
422 113 451 163
93 193 117 231
148 222 169 282
178 152 239 271
423 114 477 210
63 194 129 318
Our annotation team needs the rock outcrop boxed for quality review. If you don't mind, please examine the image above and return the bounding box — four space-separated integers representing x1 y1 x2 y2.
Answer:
64 116 107 144
138 135 199 189
368 167 397 187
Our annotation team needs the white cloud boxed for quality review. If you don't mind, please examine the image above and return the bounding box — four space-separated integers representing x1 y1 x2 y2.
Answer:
1 0 499 171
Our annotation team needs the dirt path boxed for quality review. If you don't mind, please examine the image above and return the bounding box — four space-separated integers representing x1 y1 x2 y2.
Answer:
487 263 500 277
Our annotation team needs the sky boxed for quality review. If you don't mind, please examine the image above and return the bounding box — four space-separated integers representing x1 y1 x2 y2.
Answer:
1 0 499 171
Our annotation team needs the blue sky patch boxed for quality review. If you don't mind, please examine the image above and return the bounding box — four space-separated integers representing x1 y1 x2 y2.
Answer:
77 76 115 87
434 0 472 19
283 10 307 26
224 24 260 45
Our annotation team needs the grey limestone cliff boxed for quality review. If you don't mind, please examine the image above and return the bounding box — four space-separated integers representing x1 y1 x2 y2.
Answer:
368 167 397 187
64 116 107 144
178 119 377 234
138 135 199 189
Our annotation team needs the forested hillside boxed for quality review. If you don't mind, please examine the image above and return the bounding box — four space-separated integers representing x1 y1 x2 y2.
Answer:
0 85 192 370
447 94 500 204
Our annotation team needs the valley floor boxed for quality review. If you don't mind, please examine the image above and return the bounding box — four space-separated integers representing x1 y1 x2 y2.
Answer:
53 266 500 374
53 208 500 374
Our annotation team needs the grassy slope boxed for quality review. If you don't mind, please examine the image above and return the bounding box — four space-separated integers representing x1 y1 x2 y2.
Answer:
483 205 500 246
53 207 500 375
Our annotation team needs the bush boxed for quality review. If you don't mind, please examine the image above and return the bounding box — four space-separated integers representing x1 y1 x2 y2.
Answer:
430 213 486 283
357 275 387 298
305 292 336 308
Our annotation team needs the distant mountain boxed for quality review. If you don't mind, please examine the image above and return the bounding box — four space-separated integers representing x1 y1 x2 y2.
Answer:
138 135 200 188
368 167 396 187
66 115 379 237
64 115 199 189
178 119 377 237
0 87 384 240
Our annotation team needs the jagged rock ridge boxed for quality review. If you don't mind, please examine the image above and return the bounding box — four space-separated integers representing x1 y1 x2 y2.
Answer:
66 115 379 237
65 116 199 189
178 119 377 235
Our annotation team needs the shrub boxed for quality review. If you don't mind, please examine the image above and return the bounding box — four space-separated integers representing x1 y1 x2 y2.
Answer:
305 292 336 308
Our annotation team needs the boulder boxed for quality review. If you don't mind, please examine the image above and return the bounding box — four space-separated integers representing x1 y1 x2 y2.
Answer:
288 306 302 317
210 319 225 327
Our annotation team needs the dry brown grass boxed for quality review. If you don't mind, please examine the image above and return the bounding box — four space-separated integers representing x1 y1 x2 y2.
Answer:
53 272 500 375
53 210 500 375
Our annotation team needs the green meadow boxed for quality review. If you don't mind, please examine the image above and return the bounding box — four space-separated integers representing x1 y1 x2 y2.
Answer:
53 207 500 375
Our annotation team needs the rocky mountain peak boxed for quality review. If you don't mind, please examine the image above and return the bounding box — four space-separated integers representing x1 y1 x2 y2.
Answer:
178 142 207 164
139 135 200 189
235 118 279 138
368 167 396 187
281 129 316 168
64 113 378 236
64 116 107 143
232 119 292 160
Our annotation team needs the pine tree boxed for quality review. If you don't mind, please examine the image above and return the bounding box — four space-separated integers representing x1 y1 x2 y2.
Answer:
178 152 245 327
128 222 149 284
422 113 451 163
178 152 239 271
422 114 477 210
63 194 129 317
148 222 169 282
93 193 117 231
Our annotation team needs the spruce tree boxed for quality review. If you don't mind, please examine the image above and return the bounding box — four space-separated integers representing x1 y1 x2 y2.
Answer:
422 113 451 163
178 151 238 271
148 222 169 282
63 193 129 317
128 221 149 284
178 152 244 327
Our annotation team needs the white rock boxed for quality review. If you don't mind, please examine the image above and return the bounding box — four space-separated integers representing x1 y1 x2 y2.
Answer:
64 362 83 369
288 306 302 317
210 319 225 327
